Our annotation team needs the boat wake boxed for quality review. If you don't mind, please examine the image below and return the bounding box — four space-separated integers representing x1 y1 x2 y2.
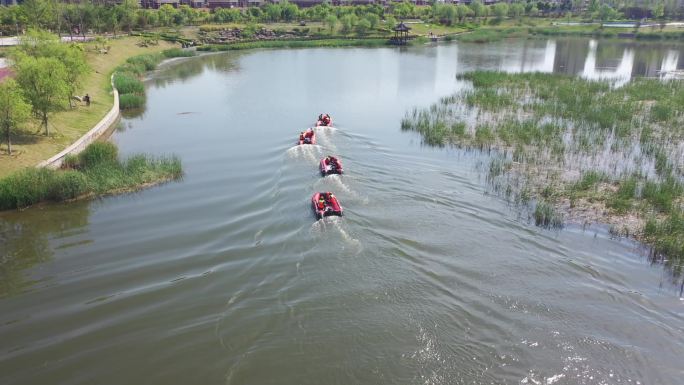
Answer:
314 175 368 204
285 144 323 163
310 216 362 252
314 127 338 152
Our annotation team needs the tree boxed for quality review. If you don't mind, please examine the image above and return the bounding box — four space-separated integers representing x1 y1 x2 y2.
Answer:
60 44 89 106
509 3 525 19
178 5 196 25
492 3 509 21
14 56 69 136
0 6 28 36
385 15 397 30
116 0 139 32
598 4 617 20
340 13 357 34
157 4 177 27
0 80 31 156
469 0 485 20
455 5 472 23
434 3 456 26
137 9 158 29
15 28 60 58
14 29 89 106
263 3 282 22
325 14 338 34
393 1 415 20
588 0 600 14
652 1 665 20
281 1 299 22
365 13 379 29
21 0 56 29
355 18 371 35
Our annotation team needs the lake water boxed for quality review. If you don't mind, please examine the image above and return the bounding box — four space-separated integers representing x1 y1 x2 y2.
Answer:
1 37 684 385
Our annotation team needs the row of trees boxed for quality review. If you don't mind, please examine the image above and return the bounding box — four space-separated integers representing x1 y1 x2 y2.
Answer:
1 30 88 154
1 0 683 37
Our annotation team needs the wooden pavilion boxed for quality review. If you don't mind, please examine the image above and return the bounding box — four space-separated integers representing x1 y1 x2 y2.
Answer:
392 22 411 45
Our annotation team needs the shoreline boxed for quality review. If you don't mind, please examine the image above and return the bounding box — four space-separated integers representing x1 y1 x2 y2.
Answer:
0 37 176 178
11 28 682 176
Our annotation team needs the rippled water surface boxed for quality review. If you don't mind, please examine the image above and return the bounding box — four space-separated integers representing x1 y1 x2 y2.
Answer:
2 38 684 385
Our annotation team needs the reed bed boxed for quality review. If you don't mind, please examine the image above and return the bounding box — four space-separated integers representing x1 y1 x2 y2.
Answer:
457 28 530 43
0 142 182 210
402 71 684 268
113 49 196 110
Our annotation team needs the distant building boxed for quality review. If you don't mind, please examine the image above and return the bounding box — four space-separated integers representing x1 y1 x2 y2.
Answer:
141 0 181 8
206 0 262 8
181 0 205 7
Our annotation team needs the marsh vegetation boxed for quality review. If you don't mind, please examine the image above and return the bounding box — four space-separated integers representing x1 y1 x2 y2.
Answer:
0 142 182 211
402 71 683 268
114 48 196 110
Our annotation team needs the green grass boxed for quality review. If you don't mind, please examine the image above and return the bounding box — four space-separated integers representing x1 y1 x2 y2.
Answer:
572 171 608 191
119 94 146 109
457 27 530 43
534 201 563 228
162 48 196 58
644 213 684 273
465 88 515 110
0 37 176 177
113 72 145 94
0 142 182 211
197 38 390 52
607 177 637 214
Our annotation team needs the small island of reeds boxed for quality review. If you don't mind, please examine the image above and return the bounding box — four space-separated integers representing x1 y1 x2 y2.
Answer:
0 142 182 211
401 71 683 271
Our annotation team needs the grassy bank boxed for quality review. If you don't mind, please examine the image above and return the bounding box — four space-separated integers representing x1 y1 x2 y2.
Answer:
198 37 392 52
0 37 175 178
114 48 196 110
0 142 181 211
457 27 529 43
457 24 684 43
402 71 683 266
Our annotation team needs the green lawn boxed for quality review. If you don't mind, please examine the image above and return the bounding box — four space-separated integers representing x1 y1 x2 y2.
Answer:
0 37 175 177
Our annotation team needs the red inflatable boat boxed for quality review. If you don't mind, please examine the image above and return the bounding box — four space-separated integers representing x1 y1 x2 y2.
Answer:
320 156 343 176
312 192 343 219
316 114 333 127
298 129 316 145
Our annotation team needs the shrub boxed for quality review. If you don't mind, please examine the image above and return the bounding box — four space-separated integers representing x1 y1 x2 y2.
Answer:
62 154 80 169
573 171 606 191
162 48 195 58
126 54 162 71
534 201 563 228
49 171 88 201
0 143 182 210
119 94 146 109
113 73 144 94
79 141 118 168
0 168 55 210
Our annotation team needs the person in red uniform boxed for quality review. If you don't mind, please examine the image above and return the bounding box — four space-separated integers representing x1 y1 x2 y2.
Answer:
304 130 314 143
